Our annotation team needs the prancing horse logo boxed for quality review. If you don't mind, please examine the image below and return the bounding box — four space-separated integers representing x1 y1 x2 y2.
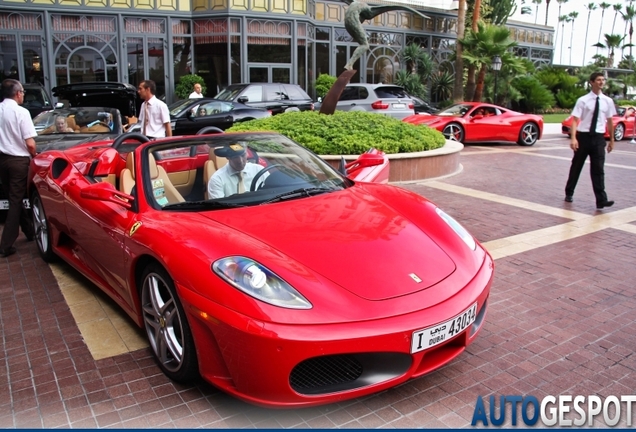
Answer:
129 221 142 237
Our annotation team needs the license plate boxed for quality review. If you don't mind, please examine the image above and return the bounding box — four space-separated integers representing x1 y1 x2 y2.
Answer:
393 103 406 109
0 198 31 210
411 303 477 353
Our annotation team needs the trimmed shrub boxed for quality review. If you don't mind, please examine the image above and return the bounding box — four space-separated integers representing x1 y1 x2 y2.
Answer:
314 74 337 99
227 111 446 155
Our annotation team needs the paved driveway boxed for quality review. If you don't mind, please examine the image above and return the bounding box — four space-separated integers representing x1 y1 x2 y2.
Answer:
1 128 635 427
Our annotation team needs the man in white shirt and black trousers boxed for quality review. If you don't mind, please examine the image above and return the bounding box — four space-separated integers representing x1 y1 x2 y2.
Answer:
564 72 616 210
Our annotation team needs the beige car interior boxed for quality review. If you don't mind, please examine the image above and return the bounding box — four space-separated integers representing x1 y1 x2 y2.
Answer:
119 152 185 206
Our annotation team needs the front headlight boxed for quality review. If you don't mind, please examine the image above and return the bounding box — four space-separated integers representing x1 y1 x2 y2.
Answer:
212 257 312 309
436 207 476 251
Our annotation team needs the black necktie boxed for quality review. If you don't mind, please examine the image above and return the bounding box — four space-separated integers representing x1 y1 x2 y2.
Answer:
590 96 600 135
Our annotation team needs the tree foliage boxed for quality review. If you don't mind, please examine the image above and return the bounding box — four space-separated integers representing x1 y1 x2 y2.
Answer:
314 74 337 99
512 75 556 113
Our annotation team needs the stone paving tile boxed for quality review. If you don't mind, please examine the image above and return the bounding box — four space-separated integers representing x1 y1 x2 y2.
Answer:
2 137 636 427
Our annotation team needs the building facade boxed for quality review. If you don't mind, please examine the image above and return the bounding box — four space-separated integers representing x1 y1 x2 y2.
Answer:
0 0 555 104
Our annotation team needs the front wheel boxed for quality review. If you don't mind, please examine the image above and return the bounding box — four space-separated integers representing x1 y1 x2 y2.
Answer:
141 263 199 383
442 123 464 142
518 122 539 146
31 191 56 262
614 123 625 141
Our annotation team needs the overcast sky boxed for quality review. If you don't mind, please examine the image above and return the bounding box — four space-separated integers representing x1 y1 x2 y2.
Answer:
511 1 634 67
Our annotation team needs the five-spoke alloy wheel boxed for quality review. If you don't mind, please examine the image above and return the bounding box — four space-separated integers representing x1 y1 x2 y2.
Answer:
442 123 464 142
31 191 56 262
518 122 539 146
141 264 198 383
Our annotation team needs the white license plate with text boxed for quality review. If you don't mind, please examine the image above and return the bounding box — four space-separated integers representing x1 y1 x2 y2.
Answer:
392 103 406 109
0 198 30 210
411 303 477 353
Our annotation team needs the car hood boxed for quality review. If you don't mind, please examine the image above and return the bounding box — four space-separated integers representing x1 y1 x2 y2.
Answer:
35 134 116 153
201 186 457 301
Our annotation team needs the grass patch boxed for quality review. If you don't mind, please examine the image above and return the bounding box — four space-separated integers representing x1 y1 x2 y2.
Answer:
542 113 569 123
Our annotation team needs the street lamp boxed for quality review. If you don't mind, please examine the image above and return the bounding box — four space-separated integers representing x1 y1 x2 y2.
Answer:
492 55 502 105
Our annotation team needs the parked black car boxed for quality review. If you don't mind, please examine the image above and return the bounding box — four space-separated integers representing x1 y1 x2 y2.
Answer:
21 83 57 118
168 98 271 135
52 81 140 119
410 95 438 114
213 83 314 115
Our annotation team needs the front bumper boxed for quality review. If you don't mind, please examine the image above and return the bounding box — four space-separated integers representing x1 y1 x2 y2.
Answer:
179 252 494 408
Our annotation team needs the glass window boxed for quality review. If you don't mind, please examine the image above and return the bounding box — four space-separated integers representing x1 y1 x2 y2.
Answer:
265 85 284 101
242 85 263 102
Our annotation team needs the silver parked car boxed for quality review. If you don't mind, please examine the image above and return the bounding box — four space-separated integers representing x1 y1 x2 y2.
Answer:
332 84 415 119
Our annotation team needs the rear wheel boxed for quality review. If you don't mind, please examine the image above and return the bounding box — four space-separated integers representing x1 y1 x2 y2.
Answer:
614 123 625 141
518 122 539 146
31 191 56 262
442 123 464 142
141 263 199 383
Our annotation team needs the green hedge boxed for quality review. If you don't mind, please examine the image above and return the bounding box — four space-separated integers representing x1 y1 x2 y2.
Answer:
227 111 446 155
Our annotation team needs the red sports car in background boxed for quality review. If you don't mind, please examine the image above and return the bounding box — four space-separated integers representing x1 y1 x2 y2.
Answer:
561 105 636 140
404 102 543 146
28 131 493 407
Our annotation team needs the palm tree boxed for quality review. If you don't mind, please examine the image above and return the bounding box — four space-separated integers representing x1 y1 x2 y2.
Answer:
597 2 612 55
611 3 622 34
453 0 467 102
464 0 483 101
545 0 552 26
568 11 578 65
622 4 636 66
554 0 569 56
583 3 597 66
594 33 626 67
558 14 570 64
400 43 427 75
460 22 518 101
532 0 543 24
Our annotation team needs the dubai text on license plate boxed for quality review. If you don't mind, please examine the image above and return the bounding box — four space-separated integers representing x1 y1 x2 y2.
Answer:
410 303 477 354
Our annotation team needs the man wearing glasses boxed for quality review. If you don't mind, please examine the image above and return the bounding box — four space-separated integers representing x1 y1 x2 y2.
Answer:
0 79 37 257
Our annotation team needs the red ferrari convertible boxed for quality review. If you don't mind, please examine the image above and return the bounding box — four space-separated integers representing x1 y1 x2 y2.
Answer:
561 105 636 140
29 131 493 407
404 102 543 146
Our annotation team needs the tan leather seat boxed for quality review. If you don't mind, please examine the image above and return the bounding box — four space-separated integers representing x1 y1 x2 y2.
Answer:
148 153 185 206
119 153 184 206
119 153 136 195
203 147 228 199
66 116 80 132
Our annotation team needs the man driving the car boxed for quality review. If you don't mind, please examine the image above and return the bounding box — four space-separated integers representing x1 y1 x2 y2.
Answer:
207 143 266 199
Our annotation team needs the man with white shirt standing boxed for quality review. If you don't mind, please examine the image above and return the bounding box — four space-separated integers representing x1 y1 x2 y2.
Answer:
189 83 203 98
137 80 172 138
564 72 616 210
0 79 37 257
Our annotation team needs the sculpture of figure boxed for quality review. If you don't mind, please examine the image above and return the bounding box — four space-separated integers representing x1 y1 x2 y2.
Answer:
342 0 430 70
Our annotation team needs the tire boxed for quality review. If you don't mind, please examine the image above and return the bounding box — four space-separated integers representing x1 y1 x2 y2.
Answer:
141 263 199 383
518 122 539 146
614 123 625 141
31 191 56 262
442 123 464 142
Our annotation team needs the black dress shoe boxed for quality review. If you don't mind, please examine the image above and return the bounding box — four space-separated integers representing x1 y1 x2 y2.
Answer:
564 195 573 203
596 200 615 209
0 247 16 257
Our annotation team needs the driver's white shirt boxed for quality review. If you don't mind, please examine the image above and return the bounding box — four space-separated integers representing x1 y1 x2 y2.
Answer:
207 162 265 199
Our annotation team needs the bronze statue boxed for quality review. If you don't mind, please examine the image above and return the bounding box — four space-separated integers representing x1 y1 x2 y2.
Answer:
342 0 430 70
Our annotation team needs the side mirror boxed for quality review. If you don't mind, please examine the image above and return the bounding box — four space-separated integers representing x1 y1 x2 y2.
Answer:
80 182 133 209
345 152 385 171
471 114 484 120
238 96 249 104
55 102 64 109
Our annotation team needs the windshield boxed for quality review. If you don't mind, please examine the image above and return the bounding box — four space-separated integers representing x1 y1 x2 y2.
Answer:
437 104 473 117
34 107 121 134
169 99 196 116
139 133 348 211
214 86 244 101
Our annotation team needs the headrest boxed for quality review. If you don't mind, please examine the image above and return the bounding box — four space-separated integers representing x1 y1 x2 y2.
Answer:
214 143 246 158
148 153 159 179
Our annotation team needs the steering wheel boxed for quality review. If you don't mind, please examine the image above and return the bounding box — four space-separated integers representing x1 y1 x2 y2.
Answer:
196 126 224 135
112 132 150 150
250 164 282 191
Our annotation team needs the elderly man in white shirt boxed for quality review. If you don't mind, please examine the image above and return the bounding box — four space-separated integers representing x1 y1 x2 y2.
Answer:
207 143 266 199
